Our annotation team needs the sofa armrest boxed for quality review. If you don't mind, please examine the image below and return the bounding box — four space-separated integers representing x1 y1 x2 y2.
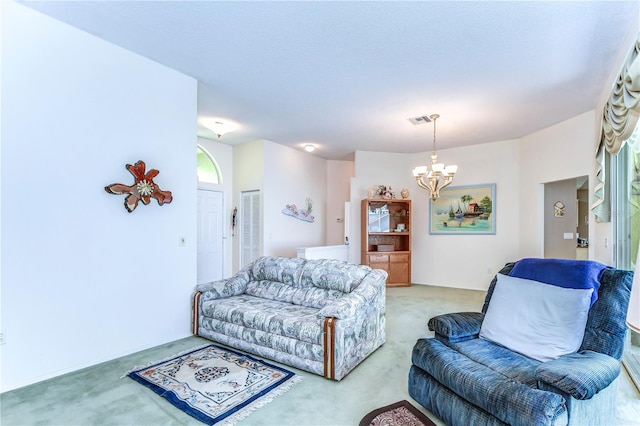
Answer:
535 350 621 400
428 312 484 343
195 268 251 299
316 269 387 319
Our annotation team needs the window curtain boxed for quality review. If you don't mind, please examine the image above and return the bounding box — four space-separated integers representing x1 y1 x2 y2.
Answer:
629 125 640 198
592 144 611 222
592 34 640 222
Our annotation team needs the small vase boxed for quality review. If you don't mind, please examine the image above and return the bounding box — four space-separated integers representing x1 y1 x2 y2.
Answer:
401 188 409 199
367 187 377 199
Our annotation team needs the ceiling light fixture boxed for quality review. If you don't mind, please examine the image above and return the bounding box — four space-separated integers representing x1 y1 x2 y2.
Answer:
412 114 457 200
202 119 232 139
304 144 316 152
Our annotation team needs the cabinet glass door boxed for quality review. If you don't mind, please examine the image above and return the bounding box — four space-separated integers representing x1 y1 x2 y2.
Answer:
368 204 390 232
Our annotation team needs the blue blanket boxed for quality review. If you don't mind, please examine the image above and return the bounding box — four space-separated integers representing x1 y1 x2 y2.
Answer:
510 258 609 306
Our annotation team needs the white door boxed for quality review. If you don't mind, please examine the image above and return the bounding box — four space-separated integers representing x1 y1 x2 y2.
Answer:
197 190 224 284
241 190 260 268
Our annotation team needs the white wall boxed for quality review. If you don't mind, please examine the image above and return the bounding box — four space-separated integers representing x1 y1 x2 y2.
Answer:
349 113 611 291
326 160 354 245
263 141 327 257
197 137 233 277
1 2 197 391
349 142 520 290
231 140 327 268
518 112 598 261
349 150 418 264
232 140 265 272
417 140 520 289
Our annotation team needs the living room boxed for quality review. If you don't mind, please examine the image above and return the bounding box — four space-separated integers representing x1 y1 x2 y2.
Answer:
2 1 640 423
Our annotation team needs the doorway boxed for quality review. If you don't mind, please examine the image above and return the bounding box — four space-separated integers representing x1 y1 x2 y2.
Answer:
197 189 224 284
543 176 589 259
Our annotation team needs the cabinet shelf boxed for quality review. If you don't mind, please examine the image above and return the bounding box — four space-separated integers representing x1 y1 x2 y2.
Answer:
367 249 410 253
361 198 412 287
368 232 410 236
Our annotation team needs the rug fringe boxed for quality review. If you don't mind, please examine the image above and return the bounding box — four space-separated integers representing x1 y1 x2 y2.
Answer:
120 343 212 379
216 375 304 426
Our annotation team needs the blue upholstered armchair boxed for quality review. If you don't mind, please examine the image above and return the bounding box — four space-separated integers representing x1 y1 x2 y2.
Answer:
409 259 634 425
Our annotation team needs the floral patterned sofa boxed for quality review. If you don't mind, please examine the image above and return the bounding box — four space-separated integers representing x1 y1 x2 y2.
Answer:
192 256 387 380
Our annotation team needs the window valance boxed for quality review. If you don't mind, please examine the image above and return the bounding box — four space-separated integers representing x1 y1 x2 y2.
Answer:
600 35 640 156
592 34 640 223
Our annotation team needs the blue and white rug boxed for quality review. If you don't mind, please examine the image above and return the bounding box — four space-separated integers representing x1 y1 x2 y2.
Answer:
127 344 302 425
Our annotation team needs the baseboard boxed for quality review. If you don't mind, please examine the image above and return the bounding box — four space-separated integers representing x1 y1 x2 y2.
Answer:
411 282 487 292
622 351 640 393
1 333 194 393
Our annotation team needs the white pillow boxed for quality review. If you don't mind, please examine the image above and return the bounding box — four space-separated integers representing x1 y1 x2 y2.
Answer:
479 273 593 362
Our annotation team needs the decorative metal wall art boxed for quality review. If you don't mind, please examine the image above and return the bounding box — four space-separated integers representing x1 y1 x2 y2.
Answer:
105 160 173 212
282 197 314 223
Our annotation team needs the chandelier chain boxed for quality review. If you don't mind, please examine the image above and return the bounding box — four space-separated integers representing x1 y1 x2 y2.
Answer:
432 116 437 158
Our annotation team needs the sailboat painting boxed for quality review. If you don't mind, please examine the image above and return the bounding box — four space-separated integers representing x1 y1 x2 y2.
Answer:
430 184 496 235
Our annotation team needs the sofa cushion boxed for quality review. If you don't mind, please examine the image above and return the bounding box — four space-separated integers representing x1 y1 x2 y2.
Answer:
510 258 607 306
481 262 516 314
447 337 540 387
251 256 306 286
412 338 567 425
200 317 324 363
245 279 345 309
200 294 324 345
299 259 370 293
480 273 592 362
580 268 634 358
429 312 485 343
535 350 621 400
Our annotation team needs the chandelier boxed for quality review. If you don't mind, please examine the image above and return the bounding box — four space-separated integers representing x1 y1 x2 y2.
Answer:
412 114 457 200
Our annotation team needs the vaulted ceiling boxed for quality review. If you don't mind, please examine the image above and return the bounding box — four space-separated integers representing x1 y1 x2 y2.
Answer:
23 1 640 160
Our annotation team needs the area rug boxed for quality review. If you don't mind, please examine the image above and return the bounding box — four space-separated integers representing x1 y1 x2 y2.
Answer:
359 400 436 426
126 343 302 425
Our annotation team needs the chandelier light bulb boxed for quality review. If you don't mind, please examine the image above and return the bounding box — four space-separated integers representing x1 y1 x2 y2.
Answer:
431 162 445 173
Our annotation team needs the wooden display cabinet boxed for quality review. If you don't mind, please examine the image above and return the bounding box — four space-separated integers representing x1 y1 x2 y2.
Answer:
361 198 411 286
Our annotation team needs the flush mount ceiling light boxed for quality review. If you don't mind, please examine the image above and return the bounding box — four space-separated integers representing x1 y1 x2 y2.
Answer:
412 114 458 200
201 118 233 139
304 144 316 152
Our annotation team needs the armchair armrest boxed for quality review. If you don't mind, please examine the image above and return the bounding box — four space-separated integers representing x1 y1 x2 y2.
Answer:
195 268 250 299
535 350 621 400
317 269 387 319
428 312 484 343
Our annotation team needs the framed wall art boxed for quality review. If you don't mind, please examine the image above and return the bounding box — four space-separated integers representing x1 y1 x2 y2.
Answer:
430 183 496 235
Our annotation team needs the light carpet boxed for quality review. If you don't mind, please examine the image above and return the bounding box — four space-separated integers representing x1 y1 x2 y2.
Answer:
1 285 638 425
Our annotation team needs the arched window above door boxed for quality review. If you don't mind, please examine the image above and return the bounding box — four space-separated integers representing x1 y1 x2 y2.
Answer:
197 146 222 184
